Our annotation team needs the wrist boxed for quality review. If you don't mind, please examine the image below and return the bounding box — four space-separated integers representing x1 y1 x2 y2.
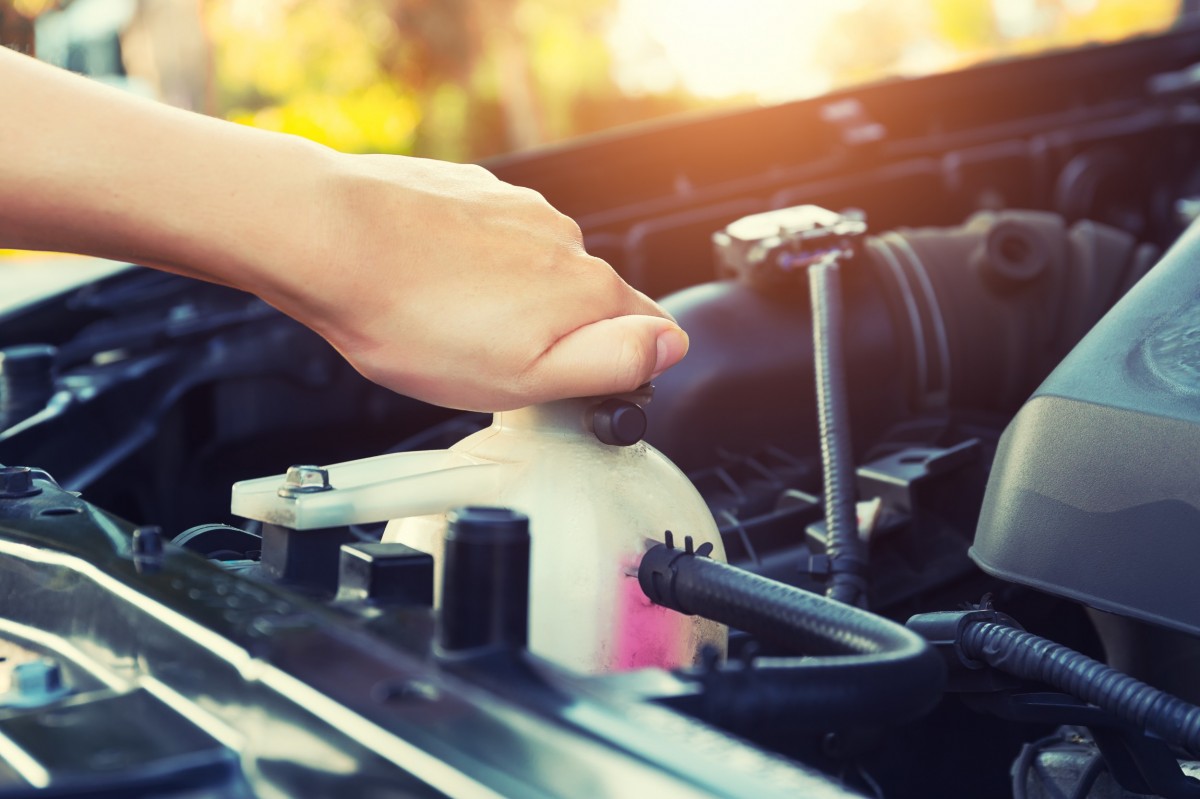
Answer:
246 150 430 352
207 134 347 324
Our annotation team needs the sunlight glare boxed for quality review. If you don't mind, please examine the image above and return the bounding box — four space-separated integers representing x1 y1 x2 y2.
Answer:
608 0 866 102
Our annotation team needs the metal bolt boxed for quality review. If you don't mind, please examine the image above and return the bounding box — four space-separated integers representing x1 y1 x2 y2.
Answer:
0 466 40 499
278 465 332 498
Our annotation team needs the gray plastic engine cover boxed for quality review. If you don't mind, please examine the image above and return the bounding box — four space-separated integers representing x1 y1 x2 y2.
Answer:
971 219 1200 637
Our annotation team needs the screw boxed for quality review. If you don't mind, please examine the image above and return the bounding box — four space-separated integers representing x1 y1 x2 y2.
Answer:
0 466 40 499
277 465 332 498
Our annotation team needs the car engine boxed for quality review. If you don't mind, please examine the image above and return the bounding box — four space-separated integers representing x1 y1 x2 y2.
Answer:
5 22 1200 799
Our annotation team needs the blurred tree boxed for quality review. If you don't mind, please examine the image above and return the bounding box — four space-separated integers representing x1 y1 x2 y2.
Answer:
815 0 1178 98
4 0 1189 161
1 2 39 54
202 0 697 160
205 0 419 154
1058 0 1179 42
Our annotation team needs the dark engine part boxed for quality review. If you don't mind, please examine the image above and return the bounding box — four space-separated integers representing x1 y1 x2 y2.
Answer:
438 506 531 655
807 253 868 606
3 25 1200 797
961 620 1200 757
909 607 1200 799
639 539 945 733
0 345 57 433
972 215 1200 692
0 470 851 799
649 210 1155 473
0 208 1157 799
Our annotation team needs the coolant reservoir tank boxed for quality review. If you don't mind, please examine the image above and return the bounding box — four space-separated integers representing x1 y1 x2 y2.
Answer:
384 394 727 674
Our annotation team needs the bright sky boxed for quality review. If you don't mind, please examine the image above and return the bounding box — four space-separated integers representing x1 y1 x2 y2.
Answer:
603 0 1168 104
606 0 861 102
609 0 873 101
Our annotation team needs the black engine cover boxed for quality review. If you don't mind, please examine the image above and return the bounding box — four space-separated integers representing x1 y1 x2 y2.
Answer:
973 218 1200 637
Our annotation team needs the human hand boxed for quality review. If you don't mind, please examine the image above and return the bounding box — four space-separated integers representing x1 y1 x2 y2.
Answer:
251 153 688 411
0 47 686 411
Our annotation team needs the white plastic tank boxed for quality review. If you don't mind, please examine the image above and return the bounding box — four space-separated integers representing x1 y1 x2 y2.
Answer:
231 393 728 675
384 396 728 674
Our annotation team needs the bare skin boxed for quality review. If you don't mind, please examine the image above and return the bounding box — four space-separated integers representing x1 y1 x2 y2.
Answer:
0 47 688 411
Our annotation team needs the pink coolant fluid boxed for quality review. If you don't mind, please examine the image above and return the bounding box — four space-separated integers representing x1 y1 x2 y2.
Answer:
616 562 694 670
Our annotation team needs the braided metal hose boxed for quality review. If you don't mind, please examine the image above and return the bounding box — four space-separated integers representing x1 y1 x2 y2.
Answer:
808 254 867 605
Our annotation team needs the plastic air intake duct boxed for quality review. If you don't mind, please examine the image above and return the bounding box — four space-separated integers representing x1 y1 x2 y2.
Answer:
649 210 1155 472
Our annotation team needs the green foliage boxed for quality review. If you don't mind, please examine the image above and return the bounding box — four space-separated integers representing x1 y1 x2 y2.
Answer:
201 0 1182 162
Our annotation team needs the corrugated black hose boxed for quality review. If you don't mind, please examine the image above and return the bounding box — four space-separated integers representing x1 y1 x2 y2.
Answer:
639 543 946 732
960 620 1200 754
808 254 868 606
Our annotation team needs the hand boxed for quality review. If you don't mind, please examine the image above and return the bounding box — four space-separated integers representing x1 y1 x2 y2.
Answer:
252 153 689 411
0 47 688 412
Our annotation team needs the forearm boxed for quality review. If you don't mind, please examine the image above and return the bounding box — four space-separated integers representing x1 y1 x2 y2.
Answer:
0 46 331 292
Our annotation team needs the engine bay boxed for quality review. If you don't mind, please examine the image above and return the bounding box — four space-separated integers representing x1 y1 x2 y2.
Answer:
5 23 1200 799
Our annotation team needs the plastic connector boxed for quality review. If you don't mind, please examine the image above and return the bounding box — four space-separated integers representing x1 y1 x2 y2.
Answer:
906 609 1024 692
637 533 713 615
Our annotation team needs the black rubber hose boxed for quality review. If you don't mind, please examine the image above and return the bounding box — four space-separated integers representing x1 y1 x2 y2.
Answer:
961 621 1200 754
808 255 867 606
640 544 945 731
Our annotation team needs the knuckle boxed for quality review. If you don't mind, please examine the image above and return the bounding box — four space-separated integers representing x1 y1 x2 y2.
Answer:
562 257 615 297
596 260 631 298
558 213 583 242
468 163 497 180
508 183 542 202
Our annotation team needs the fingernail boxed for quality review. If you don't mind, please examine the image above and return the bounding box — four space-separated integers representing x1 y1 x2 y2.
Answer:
652 327 689 379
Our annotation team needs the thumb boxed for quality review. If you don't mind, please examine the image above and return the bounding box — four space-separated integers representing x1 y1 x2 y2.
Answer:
524 315 689 402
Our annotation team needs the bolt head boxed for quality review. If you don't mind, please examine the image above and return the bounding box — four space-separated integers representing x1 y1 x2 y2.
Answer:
278 465 332 498
0 466 40 499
